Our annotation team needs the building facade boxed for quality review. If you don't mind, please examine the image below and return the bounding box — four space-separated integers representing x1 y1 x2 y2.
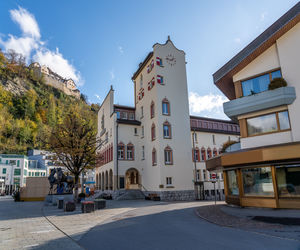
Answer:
0 154 46 194
30 62 80 99
207 2 300 209
95 38 239 200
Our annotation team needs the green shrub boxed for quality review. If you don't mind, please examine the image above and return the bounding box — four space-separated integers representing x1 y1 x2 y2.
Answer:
268 77 287 90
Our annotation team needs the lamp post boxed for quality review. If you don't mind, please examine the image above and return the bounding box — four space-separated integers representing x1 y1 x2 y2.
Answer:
192 129 198 200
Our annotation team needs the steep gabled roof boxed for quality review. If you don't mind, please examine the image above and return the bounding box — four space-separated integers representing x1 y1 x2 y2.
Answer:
213 2 300 100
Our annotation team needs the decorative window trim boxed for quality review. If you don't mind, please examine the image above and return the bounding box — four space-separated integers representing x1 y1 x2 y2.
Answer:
126 143 134 161
157 75 164 85
192 147 200 162
152 148 157 166
151 123 156 141
163 121 172 139
164 146 173 165
150 101 155 119
201 147 206 161
213 148 218 157
207 148 212 159
162 98 170 116
118 142 125 160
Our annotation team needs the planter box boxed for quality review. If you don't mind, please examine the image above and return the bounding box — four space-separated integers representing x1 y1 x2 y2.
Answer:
64 201 76 212
153 196 161 201
94 199 106 209
81 201 95 213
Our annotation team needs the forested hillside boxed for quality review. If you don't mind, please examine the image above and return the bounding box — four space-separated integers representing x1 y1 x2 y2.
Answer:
0 50 99 154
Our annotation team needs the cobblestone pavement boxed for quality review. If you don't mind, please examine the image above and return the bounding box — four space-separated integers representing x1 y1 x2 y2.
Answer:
0 196 206 249
196 204 300 241
2 196 300 250
0 196 81 250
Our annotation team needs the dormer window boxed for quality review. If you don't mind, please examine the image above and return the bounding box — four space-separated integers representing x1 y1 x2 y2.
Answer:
241 69 282 96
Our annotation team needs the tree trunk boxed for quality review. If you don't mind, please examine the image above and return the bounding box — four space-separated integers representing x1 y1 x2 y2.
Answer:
74 174 79 202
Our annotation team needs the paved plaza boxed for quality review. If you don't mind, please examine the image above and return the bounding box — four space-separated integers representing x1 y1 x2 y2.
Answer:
1 196 300 249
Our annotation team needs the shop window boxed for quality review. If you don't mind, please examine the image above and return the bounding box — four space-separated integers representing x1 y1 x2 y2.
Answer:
242 167 274 196
276 164 300 198
227 170 239 195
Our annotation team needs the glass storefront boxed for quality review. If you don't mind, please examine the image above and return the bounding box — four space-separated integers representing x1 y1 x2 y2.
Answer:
227 170 239 195
242 167 274 196
276 165 300 198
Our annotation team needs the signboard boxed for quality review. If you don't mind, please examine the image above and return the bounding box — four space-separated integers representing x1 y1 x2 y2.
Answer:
211 173 217 181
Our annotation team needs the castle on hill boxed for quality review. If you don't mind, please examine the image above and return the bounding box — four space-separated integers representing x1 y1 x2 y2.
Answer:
30 62 80 99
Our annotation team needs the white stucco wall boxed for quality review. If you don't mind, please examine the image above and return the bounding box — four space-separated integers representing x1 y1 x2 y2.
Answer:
233 44 280 82
276 22 300 142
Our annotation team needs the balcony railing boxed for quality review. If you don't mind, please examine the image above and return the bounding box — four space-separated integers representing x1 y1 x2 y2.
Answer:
224 87 296 119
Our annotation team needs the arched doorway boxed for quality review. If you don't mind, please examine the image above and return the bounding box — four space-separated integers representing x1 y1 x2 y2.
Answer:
125 168 140 189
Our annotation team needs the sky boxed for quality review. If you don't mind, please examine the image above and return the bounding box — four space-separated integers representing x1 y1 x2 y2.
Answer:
0 0 298 119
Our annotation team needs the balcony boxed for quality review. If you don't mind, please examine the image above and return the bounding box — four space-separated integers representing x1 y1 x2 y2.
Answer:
223 87 296 119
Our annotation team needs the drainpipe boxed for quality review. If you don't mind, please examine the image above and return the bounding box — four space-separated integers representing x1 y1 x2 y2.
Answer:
116 123 119 190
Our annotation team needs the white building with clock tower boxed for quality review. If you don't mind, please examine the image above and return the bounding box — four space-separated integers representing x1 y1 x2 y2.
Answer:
95 37 239 200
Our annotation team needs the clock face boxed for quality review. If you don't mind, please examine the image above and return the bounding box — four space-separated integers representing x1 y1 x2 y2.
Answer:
165 54 176 66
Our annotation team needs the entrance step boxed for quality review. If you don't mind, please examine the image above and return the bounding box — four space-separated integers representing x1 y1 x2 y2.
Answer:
115 189 145 200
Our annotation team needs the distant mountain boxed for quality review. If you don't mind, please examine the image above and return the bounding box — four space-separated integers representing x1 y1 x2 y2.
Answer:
0 49 99 154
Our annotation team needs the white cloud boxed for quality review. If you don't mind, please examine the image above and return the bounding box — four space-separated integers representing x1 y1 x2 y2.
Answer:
109 69 115 80
10 7 40 39
234 37 241 43
189 92 228 119
33 47 83 85
260 11 268 21
94 94 101 101
0 6 83 86
118 46 124 54
0 35 37 59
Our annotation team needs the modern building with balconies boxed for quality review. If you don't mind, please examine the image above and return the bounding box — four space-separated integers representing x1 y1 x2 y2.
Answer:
206 2 300 209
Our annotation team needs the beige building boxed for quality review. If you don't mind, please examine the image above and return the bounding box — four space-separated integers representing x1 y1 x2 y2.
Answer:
95 38 239 200
30 62 80 99
207 2 300 209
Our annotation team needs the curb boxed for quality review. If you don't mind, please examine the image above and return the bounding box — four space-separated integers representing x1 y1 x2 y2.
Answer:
194 207 300 242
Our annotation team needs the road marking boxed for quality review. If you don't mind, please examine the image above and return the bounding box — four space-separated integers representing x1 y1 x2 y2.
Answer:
24 244 39 248
30 229 54 234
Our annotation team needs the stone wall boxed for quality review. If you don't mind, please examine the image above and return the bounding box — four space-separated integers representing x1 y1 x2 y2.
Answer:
143 190 195 201
43 75 80 99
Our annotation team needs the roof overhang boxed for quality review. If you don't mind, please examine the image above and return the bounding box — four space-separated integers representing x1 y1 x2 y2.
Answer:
206 141 300 171
213 2 300 100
